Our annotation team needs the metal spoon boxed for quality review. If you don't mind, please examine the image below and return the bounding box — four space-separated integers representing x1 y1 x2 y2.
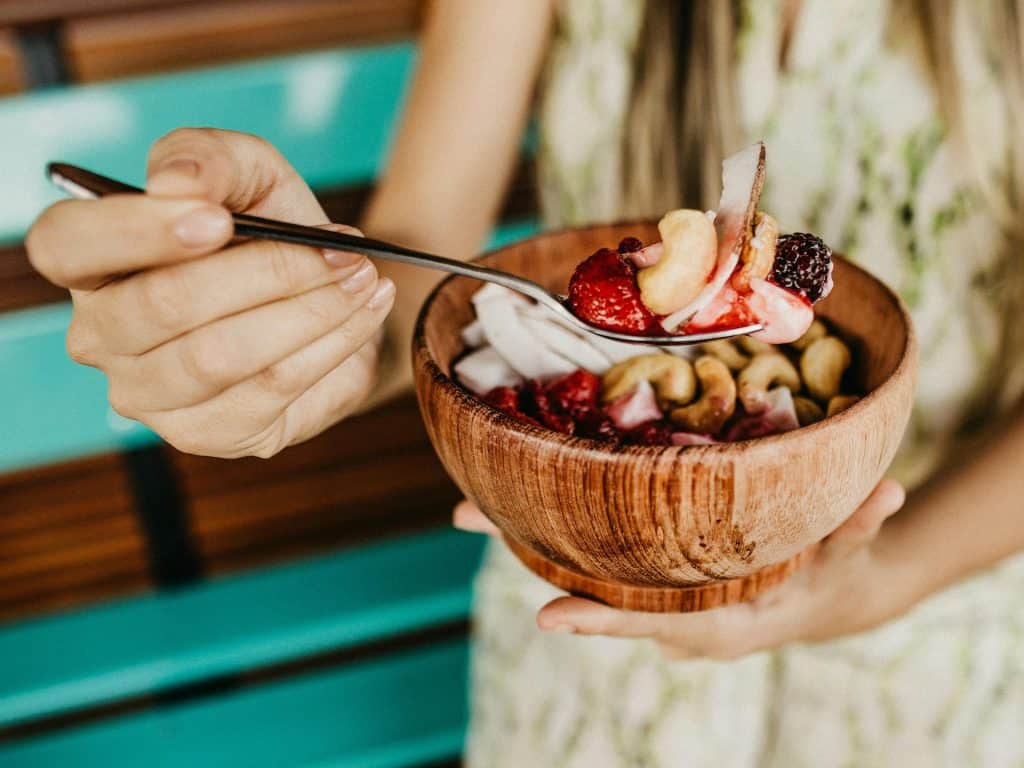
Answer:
46 162 761 346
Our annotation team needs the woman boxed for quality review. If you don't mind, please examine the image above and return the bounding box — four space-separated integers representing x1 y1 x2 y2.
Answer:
26 1 1024 765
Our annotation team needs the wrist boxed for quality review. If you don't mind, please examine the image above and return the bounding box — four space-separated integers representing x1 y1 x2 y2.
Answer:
864 515 933 625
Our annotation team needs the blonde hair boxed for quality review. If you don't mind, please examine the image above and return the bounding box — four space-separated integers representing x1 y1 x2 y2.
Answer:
623 0 1024 237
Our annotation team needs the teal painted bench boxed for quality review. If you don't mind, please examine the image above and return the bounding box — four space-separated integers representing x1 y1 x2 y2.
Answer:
0 42 537 765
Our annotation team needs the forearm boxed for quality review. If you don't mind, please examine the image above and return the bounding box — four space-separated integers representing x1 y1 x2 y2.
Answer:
877 409 1024 610
361 0 553 403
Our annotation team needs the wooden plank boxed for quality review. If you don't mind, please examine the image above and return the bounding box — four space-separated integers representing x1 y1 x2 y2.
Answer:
0 453 151 624
65 0 425 83
0 1 206 26
0 640 469 767
0 29 25 95
0 529 482 728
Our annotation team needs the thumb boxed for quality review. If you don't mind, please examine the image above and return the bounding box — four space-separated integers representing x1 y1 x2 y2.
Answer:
145 127 325 222
824 478 905 558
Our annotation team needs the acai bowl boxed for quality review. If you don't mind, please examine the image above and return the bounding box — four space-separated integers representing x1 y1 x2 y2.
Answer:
412 146 917 613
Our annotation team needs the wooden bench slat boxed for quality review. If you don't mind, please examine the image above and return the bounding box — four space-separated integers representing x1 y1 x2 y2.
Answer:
0 529 483 727
65 0 424 83
0 639 469 767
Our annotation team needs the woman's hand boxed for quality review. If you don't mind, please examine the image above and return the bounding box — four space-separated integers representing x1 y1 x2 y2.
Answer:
27 128 395 459
454 479 910 659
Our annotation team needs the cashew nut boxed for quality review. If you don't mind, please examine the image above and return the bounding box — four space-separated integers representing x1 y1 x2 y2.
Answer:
602 353 697 407
670 356 737 434
737 353 801 414
791 319 827 351
701 339 750 372
737 335 777 357
793 396 825 426
733 212 778 291
801 336 852 401
827 394 860 417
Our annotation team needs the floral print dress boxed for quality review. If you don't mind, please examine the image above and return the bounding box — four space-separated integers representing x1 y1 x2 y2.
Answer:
467 1 1024 766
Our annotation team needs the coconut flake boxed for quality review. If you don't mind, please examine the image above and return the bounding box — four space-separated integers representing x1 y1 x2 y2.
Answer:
453 345 522 395
473 287 576 379
460 319 486 347
519 314 613 373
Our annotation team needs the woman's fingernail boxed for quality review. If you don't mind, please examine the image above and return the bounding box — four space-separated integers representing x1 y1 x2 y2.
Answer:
323 249 362 268
339 262 376 293
173 205 230 247
367 278 395 310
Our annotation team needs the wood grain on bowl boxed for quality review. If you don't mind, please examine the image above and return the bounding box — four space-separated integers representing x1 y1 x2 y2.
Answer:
413 222 918 612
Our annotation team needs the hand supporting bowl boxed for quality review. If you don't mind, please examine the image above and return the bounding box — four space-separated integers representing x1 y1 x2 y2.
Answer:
413 222 918 612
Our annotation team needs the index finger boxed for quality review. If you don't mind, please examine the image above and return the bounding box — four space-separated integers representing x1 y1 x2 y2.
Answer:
27 195 232 290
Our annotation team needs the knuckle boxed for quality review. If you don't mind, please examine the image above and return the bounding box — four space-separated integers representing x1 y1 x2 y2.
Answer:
162 428 207 458
135 270 189 332
65 320 100 365
247 421 288 460
255 357 304 400
179 330 232 388
106 383 138 420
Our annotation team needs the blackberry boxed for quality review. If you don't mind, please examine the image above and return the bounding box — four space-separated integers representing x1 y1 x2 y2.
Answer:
771 233 833 302
617 237 643 254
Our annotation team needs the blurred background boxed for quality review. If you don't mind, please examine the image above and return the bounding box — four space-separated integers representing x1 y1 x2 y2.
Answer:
0 2 538 765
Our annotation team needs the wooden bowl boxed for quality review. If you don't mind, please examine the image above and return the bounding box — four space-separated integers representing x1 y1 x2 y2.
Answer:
413 222 918 612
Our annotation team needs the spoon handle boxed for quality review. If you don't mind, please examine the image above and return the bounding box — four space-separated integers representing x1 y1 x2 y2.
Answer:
46 162 549 300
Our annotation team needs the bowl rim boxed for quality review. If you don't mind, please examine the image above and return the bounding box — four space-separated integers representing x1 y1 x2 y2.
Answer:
412 219 919 459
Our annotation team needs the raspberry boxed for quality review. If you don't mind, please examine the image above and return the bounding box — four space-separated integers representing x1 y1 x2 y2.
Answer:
567 248 661 334
482 386 542 428
621 420 674 446
574 407 620 441
482 385 519 413
770 233 833 303
522 380 575 434
617 237 643 254
547 370 600 416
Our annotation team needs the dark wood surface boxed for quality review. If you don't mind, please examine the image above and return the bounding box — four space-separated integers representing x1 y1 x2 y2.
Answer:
0 0 204 26
0 453 151 622
64 0 425 82
414 223 919 611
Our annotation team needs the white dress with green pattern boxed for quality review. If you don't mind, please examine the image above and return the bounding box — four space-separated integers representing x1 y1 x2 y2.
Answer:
467 1 1024 765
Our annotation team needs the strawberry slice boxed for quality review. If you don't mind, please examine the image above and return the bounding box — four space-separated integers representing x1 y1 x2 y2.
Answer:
567 248 661 335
